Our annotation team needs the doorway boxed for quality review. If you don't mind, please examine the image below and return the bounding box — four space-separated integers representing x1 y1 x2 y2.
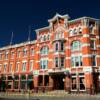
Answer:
52 74 65 90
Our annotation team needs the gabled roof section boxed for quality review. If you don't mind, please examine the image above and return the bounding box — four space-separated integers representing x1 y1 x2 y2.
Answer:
48 13 70 23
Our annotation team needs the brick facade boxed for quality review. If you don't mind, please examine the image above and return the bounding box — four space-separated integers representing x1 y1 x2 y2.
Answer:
0 13 100 93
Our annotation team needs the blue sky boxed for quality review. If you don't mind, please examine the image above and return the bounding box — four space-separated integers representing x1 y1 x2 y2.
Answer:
0 0 100 47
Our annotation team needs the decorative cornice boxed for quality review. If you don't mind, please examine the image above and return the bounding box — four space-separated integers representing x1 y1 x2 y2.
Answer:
48 13 69 23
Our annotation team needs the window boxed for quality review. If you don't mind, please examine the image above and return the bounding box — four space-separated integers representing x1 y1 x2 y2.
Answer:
61 57 64 67
40 59 48 69
4 64 7 72
55 43 58 52
23 48 27 57
16 63 20 72
89 24 94 34
71 75 85 91
5 51 9 59
9 63 12 72
79 27 82 34
92 54 96 66
30 60 33 71
22 62 27 71
17 51 20 58
71 77 77 90
71 55 82 67
11 51 14 59
30 48 34 56
55 57 59 67
55 34 59 40
79 77 85 90
71 41 81 51
74 29 77 34
43 35 46 41
69 30 73 36
47 35 50 40
90 40 95 49
40 46 49 55
61 42 64 51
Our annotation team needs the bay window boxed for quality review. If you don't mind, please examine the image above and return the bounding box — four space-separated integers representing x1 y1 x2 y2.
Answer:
55 57 59 67
40 59 48 69
61 41 64 51
40 46 49 55
61 57 64 67
71 55 82 67
55 43 58 52
90 40 96 49
71 41 81 51
92 54 96 66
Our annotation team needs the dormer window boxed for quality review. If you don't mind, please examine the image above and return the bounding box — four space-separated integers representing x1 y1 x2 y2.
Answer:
79 27 82 34
74 29 77 34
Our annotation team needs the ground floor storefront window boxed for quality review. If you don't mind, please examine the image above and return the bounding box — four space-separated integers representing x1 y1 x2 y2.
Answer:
20 81 26 90
14 81 19 89
7 81 12 89
71 74 85 91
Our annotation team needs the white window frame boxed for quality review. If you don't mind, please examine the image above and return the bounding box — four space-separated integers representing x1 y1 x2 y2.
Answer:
30 60 33 71
71 54 82 68
23 48 27 57
22 61 27 72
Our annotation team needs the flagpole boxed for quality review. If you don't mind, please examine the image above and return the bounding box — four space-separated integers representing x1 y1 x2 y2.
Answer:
28 26 31 42
10 31 14 46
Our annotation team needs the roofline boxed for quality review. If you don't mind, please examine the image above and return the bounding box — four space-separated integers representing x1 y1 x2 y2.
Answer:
68 16 100 23
35 26 50 33
0 40 36 51
48 13 70 22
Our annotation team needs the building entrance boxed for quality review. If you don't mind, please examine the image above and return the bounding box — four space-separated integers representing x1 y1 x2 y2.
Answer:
52 74 65 90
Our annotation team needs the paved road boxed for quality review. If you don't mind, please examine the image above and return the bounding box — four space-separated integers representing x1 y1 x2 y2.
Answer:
0 94 100 100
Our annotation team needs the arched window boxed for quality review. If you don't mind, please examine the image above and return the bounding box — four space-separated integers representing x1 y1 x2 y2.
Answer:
71 41 81 51
40 46 49 55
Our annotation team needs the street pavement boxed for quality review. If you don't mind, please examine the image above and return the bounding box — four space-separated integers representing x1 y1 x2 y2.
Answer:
0 92 100 100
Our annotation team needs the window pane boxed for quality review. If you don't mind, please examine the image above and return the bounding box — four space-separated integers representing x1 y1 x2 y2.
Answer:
72 77 77 90
79 77 85 90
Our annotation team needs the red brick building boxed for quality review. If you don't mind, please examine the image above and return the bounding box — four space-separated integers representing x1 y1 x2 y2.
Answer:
0 13 100 93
